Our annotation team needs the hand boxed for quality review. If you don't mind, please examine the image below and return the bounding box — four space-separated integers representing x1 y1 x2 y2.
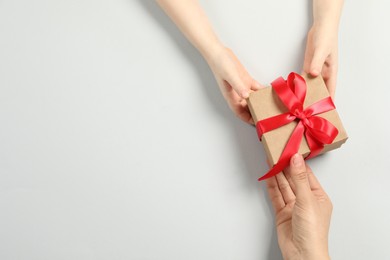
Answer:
205 46 264 125
303 25 339 98
266 154 332 260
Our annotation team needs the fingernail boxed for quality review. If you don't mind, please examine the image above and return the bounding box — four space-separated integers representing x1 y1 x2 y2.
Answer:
292 153 303 167
241 90 249 98
311 69 319 76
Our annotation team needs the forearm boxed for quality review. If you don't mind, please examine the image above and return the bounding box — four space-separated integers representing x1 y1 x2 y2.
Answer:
156 0 223 61
313 0 344 30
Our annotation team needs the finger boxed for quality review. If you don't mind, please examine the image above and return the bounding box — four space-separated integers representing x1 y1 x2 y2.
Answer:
323 58 338 99
283 161 319 195
266 176 286 213
232 99 254 125
221 82 254 125
289 154 311 200
303 43 314 74
225 76 250 99
275 172 296 205
237 106 254 125
309 49 328 77
283 165 296 195
305 165 323 191
324 74 336 99
251 79 263 91
220 79 256 125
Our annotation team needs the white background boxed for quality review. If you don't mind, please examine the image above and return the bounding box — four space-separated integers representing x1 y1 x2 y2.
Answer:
1 0 389 259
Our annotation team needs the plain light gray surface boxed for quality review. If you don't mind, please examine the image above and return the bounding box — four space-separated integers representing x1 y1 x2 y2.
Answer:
0 0 389 259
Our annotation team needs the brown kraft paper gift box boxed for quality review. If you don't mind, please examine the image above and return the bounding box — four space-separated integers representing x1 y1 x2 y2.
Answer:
247 74 348 166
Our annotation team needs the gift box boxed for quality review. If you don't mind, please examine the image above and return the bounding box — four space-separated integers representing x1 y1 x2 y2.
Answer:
247 72 348 181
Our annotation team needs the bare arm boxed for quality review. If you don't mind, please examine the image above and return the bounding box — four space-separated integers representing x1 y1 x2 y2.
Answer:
156 0 263 124
156 0 222 61
304 0 344 98
313 0 344 29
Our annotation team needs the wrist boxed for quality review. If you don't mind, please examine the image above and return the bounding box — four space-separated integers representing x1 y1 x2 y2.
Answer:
199 40 225 64
312 21 339 35
308 23 338 45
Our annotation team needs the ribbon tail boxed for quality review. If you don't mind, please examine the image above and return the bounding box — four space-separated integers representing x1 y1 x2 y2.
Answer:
258 122 305 181
305 131 324 159
258 157 290 181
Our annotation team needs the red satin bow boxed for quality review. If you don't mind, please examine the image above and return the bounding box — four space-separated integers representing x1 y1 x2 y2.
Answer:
257 73 338 181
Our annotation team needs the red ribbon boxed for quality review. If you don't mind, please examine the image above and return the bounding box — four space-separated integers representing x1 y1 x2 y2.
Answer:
257 73 339 181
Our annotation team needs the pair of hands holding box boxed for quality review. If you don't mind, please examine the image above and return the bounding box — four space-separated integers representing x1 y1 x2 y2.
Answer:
157 0 345 259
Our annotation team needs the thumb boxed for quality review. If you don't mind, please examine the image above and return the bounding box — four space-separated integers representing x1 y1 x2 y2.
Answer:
226 75 250 99
251 79 263 91
290 154 311 198
308 50 327 77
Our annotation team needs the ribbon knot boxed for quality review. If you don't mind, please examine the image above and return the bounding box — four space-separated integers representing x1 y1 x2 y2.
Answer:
293 109 306 120
256 73 339 181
